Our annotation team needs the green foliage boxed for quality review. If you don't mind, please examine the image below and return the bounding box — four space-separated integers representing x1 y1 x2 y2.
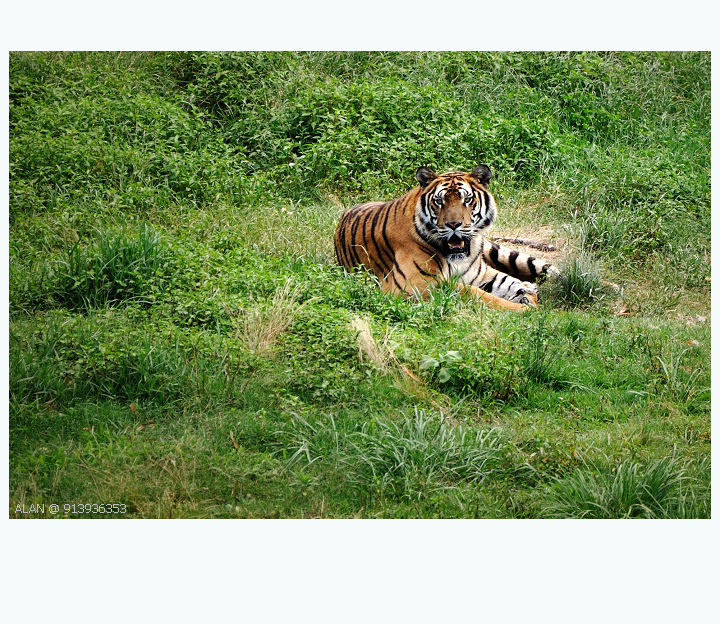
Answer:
342 410 504 502
542 456 709 519
412 334 522 401
9 51 710 518
9 52 254 217
572 152 710 281
174 52 566 195
543 253 604 308
52 224 167 309
9 311 261 416
280 305 368 403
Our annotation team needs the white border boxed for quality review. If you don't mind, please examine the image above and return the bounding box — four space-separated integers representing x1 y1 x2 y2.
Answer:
3 5 717 621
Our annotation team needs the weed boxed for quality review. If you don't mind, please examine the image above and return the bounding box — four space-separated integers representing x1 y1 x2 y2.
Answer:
653 349 710 406
520 313 561 386
419 350 464 384
233 281 310 352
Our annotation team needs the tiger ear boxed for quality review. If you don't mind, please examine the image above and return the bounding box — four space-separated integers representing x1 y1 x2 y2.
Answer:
416 166 438 189
471 165 492 186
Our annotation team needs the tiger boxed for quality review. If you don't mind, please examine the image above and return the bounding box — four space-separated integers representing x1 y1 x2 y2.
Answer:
334 165 559 312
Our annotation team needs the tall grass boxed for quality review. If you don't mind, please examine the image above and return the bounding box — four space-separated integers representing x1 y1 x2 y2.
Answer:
52 224 167 309
543 253 604 308
277 409 506 505
343 410 504 500
653 349 710 406
233 281 310 352
542 456 709 519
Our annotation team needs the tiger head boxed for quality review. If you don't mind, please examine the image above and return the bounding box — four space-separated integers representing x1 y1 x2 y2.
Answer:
415 165 497 262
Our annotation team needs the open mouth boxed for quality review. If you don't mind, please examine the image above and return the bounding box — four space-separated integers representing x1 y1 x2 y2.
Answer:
444 235 469 258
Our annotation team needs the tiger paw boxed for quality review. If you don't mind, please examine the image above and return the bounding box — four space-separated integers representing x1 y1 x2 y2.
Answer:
516 282 538 307
545 265 561 279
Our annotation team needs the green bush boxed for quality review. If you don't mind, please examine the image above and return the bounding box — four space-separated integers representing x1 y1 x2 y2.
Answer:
280 305 367 403
407 319 525 401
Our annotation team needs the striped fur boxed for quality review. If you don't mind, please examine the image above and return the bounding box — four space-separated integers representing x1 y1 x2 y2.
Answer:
334 166 559 312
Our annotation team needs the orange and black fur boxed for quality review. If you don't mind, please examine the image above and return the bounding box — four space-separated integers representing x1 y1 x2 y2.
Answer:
334 165 558 311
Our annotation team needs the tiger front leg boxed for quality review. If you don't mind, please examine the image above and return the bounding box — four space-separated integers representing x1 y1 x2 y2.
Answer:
394 261 533 312
383 251 446 299
456 283 531 312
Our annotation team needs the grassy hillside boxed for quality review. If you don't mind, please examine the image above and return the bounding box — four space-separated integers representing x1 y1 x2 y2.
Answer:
9 51 710 518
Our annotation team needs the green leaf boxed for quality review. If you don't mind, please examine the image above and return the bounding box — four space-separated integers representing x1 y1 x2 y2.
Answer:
443 350 462 362
419 356 439 371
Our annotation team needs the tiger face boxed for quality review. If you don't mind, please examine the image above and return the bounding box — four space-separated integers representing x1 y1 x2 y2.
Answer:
415 165 497 263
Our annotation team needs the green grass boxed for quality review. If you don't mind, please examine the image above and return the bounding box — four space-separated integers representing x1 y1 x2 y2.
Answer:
542 455 710 519
9 51 710 518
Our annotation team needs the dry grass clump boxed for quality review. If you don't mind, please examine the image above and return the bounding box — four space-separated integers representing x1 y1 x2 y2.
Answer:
234 282 311 352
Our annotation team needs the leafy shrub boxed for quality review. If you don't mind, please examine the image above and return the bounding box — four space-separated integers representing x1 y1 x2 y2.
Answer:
169 52 566 196
279 305 367 402
10 53 252 214
405 320 525 401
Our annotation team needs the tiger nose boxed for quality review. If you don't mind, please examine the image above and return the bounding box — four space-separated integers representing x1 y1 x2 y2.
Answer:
446 221 462 231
